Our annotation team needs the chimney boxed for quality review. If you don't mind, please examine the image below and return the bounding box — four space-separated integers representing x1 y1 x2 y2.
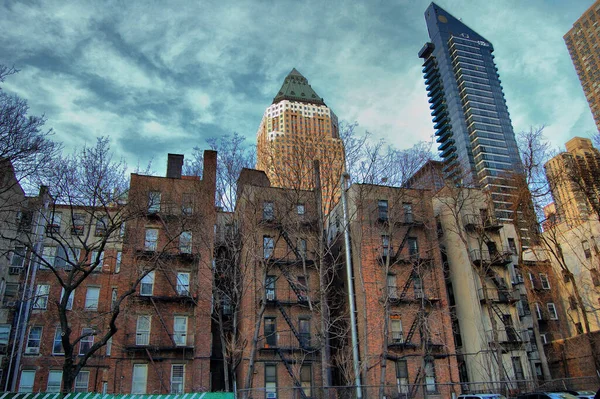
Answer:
166 154 184 179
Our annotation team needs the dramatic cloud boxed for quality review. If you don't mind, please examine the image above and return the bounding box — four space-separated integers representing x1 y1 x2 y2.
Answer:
0 0 596 173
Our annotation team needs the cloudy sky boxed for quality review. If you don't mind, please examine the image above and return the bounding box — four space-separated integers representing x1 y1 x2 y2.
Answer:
1 0 596 174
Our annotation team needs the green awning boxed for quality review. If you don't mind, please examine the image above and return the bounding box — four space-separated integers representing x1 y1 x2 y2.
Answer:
0 393 234 399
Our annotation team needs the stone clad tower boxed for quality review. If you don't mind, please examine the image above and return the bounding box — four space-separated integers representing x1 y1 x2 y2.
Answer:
256 68 345 213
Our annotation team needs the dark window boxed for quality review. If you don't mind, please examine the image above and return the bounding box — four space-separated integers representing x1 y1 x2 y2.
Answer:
403 203 413 223
576 322 584 334
511 356 524 379
408 238 418 256
378 200 388 221
264 318 276 347
266 276 276 300
591 269 600 287
265 365 277 397
507 238 517 254
382 235 390 256
263 202 274 221
298 319 310 347
424 359 437 393
583 240 591 259
396 359 409 394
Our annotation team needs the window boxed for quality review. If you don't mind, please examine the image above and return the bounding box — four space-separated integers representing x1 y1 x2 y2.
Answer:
53 328 64 355
47 211 62 234
265 317 277 347
0 324 10 345
115 251 122 273
265 364 277 397
569 295 578 310
396 360 409 394
148 191 161 213
132 364 148 394
72 213 85 235
300 365 312 397
297 203 305 216
263 202 274 221
298 318 310 347
173 316 188 346
85 287 100 310
414 276 424 299
378 200 388 221
583 240 592 259
136 316 151 345
540 333 548 344
407 237 418 256
390 315 403 343
106 337 112 356
424 359 437 393
171 364 185 394
4 282 19 299
263 236 274 259
179 231 192 254
47 370 62 392
95 215 107 236
144 228 158 251
297 276 308 301
18 370 35 392
547 303 558 320
60 288 74 310
182 194 193 215
508 238 517 254
382 235 390 257
55 247 80 269
11 247 26 267
33 284 50 309
403 203 413 223
387 274 397 299
511 357 525 380
140 271 155 296
539 273 550 290
119 222 126 238
576 322 584 334
111 288 118 310
176 272 190 296
266 276 276 300
42 246 56 268
91 251 104 272
74 371 89 392
535 303 543 320
79 328 94 355
592 269 600 287
26 326 42 354
298 238 307 258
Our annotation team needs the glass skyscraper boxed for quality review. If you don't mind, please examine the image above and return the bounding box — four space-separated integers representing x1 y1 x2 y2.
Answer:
419 3 523 220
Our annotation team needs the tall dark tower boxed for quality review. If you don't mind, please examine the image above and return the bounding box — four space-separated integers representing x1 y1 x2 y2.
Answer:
419 3 523 221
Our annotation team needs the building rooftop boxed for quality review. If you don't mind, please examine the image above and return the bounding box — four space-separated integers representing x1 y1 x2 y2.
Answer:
272 68 326 106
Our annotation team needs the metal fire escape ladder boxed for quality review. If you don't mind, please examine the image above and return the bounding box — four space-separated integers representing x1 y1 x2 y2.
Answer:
404 309 423 345
150 297 178 346
392 226 414 261
276 301 307 349
409 366 424 399
399 270 416 300
276 348 309 399
276 262 306 302
278 225 302 260
145 348 168 392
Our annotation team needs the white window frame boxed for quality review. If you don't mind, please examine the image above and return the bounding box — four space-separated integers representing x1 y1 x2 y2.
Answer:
60 288 74 310
41 246 57 269
106 337 112 356
179 231 192 254
18 370 35 392
33 284 50 309
115 251 122 273
53 328 64 355
136 316 151 346
264 236 274 259
26 326 42 354
79 328 94 355
47 370 63 393
132 364 148 394
297 203 305 216
176 272 190 296
74 370 89 392
85 287 100 310
144 228 158 251
390 316 403 343
171 364 185 394
140 271 155 296
539 273 550 290
547 303 558 320
173 316 188 346
91 250 104 272
535 303 543 320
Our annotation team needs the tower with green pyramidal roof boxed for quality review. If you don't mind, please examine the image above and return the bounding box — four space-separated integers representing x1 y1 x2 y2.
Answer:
256 68 345 213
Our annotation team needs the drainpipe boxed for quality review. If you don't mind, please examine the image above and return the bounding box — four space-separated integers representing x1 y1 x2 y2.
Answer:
8 188 50 391
340 173 362 398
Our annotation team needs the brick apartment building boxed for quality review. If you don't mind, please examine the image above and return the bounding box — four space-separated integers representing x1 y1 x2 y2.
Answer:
10 151 217 394
328 183 459 397
234 168 324 399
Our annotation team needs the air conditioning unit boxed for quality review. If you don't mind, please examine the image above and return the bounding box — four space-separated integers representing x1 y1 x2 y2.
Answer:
25 347 39 355
266 393 277 399
266 291 275 301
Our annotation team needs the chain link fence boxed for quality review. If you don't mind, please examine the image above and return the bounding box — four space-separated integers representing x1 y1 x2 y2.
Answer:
236 376 600 399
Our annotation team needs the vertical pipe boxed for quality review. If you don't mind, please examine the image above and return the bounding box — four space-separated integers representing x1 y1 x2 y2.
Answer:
340 173 362 398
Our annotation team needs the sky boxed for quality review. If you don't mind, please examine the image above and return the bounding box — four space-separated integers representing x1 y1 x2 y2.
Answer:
0 0 597 175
